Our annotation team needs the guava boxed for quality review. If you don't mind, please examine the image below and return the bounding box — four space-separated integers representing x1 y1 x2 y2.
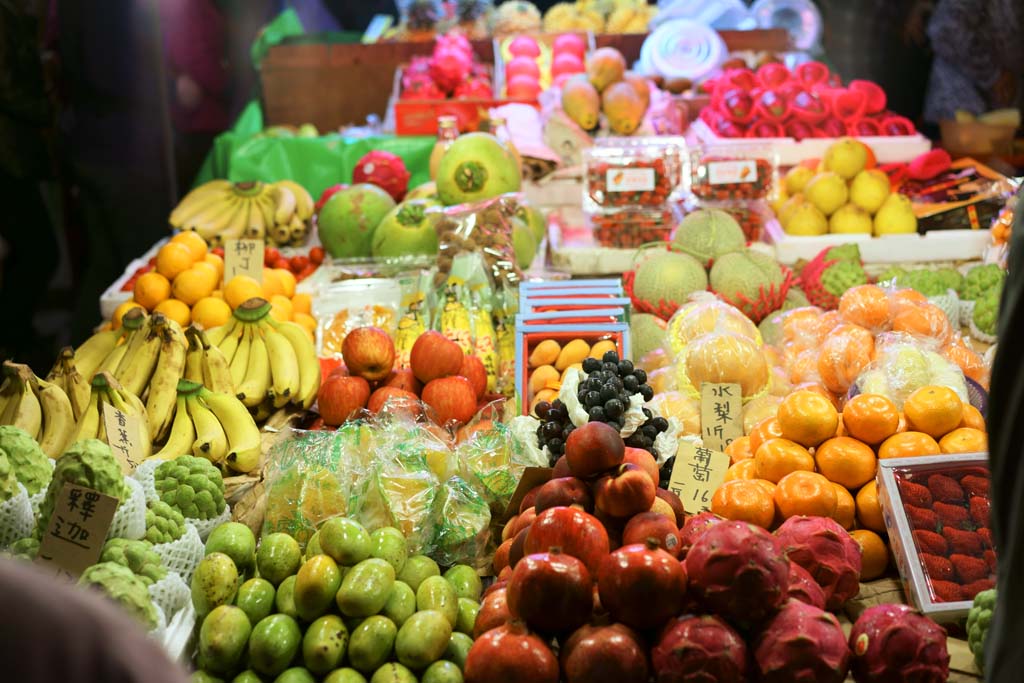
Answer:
511 217 537 269
435 133 520 206
516 204 547 245
318 184 396 259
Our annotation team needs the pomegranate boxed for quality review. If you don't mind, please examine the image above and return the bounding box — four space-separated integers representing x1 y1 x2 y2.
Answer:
465 621 559 683
652 615 749 683
597 540 687 631
525 506 610 575
473 587 511 638
507 549 592 634
622 511 682 557
561 623 649 683
595 463 657 518
510 507 537 537
566 421 625 478
534 476 594 513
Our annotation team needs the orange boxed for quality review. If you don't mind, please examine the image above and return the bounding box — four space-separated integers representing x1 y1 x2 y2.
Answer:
224 275 264 310
269 295 294 322
892 303 952 345
903 385 963 438
724 459 758 481
154 298 191 327
850 529 888 580
749 417 785 453
839 284 892 332
959 404 986 431
776 389 839 447
787 350 822 385
293 312 317 335
751 478 777 498
274 268 297 298
725 436 754 464
192 260 220 283
818 324 874 395
210 289 224 300
814 436 877 489
943 340 989 388
155 242 196 280
711 479 775 528
112 300 144 329
191 297 232 330
878 431 941 460
832 483 856 529
783 307 826 349
754 438 815 483
891 288 928 305
842 393 901 445
172 267 217 306
262 268 284 298
938 427 988 454
774 471 838 519
170 230 209 261
204 252 224 279
133 272 171 311
292 292 313 316
855 480 886 532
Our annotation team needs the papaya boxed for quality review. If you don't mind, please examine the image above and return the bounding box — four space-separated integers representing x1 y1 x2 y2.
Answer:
622 72 651 111
561 75 600 131
601 82 645 135
586 47 626 92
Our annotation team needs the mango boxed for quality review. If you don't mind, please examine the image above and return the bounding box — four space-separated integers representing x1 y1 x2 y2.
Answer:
273 668 316 683
370 663 417 683
586 47 626 92
235 578 276 626
324 669 368 683
442 566 482 601
416 576 458 628
198 605 252 675
231 671 262 683
337 558 395 617
192 553 240 618
397 555 440 592
382 581 417 627
302 614 348 675
527 339 561 368
249 614 302 677
444 632 473 670
275 575 299 619
295 554 342 621
320 518 371 566
206 523 257 574
555 338 591 371
455 598 478 635
422 661 463 683
395 609 452 670
348 616 398 674
369 527 408 574
257 533 302 585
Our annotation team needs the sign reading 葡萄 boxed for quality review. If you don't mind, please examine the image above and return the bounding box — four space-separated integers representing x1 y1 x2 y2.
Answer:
224 239 264 283
36 483 119 580
667 441 730 514
102 402 144 474
700 382 743 452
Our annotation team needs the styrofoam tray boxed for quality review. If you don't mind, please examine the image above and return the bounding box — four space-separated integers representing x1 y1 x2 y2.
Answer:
765 219 991 265
98 238 167 320
691 118 933 165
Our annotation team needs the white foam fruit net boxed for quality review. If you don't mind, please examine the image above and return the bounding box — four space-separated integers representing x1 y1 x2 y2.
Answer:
0 484 35 549
134 458 165 505
107 477 146 541
153 523 205 581
189 506 232 541
149 571 189 619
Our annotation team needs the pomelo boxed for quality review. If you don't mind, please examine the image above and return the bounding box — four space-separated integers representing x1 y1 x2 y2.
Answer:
318 183 396 258
516 204 547 245
371 199 442 258
436 133 521 206
512 217 537 269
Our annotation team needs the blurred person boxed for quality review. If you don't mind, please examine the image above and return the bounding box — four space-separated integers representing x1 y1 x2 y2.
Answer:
0 558 190 683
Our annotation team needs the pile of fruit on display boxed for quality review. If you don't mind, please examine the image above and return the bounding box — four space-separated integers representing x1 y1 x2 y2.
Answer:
498 32 589 98
542 0 657 34
190 517 486 683
560 47 652 135
699 62 918 140
775 138 919 237
168 180 315 248
479 420 952 683
400 34 494 101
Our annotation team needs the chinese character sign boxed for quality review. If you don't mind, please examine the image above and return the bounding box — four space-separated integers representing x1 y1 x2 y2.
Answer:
36 483 118 579
700 383 743 452
101 402 143 474
225 239 264 283
668 442 730 514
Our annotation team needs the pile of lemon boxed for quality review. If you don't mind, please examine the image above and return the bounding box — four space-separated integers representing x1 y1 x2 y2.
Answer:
111 232 316 341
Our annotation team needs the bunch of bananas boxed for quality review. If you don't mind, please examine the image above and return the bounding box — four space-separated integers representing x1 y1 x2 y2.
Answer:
71 371 152 459
543 2 604 32
152 379 261 474
0 361 76 457
605 1 656 33
182 326 234 396
46 348 91 423
206 298 321 419
168 179 314 248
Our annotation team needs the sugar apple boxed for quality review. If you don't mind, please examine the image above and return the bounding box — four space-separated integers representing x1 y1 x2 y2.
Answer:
876 265 907 286
967 588 996 672
936 267 965 294
79 561 159 629
145 500 186 545
154 456 225 520
0 449 19 503
973 289 1000 336
903 269 947 297
35 439 130 539
0 425 51 495
8 537 38 561
100 538 167 585
962 264 1006 301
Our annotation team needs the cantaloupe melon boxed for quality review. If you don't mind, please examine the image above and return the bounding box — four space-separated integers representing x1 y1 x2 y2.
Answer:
633 250 708 312
631 313 668 361
672 209 745 267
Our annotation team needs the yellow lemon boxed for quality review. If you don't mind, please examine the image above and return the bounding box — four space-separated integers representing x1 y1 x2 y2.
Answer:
156 242 196 280
133 272 171 311
172 267 217 306
262 267 284 298
224 275 264 310
274 268 297 298
270 295 294 322
154 298 191 327
170 231 209 261
191 297 233 330
292 292 312 316
293 312 317 335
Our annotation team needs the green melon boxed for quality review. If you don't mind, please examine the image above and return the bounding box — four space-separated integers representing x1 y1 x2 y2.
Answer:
633 251 708 310
631 313 668 360
671 209 746 267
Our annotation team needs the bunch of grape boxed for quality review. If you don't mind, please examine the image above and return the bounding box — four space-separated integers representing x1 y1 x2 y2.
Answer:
534 350 668 466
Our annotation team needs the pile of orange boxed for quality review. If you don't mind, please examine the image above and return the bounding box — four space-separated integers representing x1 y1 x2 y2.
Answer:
111 233 316 341
713 385 987 581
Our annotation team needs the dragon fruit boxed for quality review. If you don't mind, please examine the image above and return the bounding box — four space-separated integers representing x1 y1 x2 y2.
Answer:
685 521 790 625
403 56 433 84
754 599 851 683
799 244 867 310
352 150 411 202
436 32 474 62
787 561 827 610
454 77 493 100
652 615 749 683
775 515 862 611
402 75 445 101
848 604 949 683
430 46 473 94
678 512 724 558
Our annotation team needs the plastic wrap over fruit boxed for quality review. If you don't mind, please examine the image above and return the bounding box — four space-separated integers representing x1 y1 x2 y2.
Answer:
674 328 769 402
816 323 875 395
853 334 969 408
457 421 525 514
666 293 762 355
649 391 701 436
434 193 524 288
370 445 442 555
431 475 492 570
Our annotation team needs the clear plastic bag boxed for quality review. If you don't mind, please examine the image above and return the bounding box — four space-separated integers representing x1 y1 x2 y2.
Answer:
584 140 683 210
372 446 442 555
690 142 778 201
853 333 969 408
666 293 761 356
457 421 525 514
314 279 403 359
430 476 492 570
435 194 523 288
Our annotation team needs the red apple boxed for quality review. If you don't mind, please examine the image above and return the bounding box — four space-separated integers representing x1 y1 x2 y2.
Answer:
459 354 487 398
341 326 395 382
533 477 593 513
622 511 682 557
565 421 625 479
410 330 463 383
317 375 370 426
656 488 686 527
623 447 660 487
594 464 657 518
367 386 420 414
383 368 422 394
328 364 349 378
422 375 477 425
552 455 571 479
649 496 677 521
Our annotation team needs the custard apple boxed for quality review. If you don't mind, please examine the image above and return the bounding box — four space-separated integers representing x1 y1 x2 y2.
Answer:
35 439 130 539
8 536 38 560
936 267 965 294
0 449 19 503
968 588 996 672
154 456 225 520
973 288 1000 336
79 561 159 629
962 264 1006 301
0 426 51 495
100 538 167 585
145 500 186 545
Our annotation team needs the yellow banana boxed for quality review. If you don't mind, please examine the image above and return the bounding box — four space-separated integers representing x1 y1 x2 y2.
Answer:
0 379 14 425
145 318 188 442
270 184 297 225
288 214 307 242
264 317 320 409
150 395 195 460
204 316 237 347
187 393 228 464
269 222 291 246
72 391 101 444
198 388 261 473
255 193 277 235
217 317 245 365
74 327 125 380
244 197 267 240
115 314 163 398
190 196 241 241
263 321 300 408
274 180 313 220
184 330 205 383
55 349 92 422
220 199 251 241
202 341 234 396
440 291 474 355
33 377 75 457
228 323 253 389
236 324 270 408
168 179 232 228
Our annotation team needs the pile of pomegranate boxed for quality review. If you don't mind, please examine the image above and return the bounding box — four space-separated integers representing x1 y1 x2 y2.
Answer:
466 421 951 683
401 34 493 101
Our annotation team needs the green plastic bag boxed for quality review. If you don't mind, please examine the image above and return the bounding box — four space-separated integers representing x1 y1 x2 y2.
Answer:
251 8 305 68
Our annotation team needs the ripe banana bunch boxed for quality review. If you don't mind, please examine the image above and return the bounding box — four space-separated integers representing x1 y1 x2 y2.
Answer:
0 361 76 458
183 326 234 396
168 179 313 248
212 297 321 417
71 371 152 459
151 379 261 474
606 3 655 33
47 348 92 422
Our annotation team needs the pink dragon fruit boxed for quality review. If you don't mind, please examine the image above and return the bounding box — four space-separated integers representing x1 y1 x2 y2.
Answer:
849 604 949 683
436 32 474 61
403 56 433 84
454 77 493 100
685 521 790 625
401 75 445 102
787 561 827 610
678 512 724 559
352 151 410 202
775 516 862 611
755 599 851 683
652 615 749 683
429 46 473 94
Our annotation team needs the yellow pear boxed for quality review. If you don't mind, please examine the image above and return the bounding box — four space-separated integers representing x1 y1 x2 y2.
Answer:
784 166 815 195
777 193 806 229
849 169 891 214
829 203 873 234
804 172 849 216
824 137 868 179
873 193 918 235
785 203 829 236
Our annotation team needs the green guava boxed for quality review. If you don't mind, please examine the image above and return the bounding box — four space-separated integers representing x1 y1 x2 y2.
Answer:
318 184 396 259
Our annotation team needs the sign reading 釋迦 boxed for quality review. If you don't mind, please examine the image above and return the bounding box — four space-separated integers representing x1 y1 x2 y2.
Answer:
36 483 119 580
102 402 143 475
224 239 264 283
700 382 743 452
668 441 730 514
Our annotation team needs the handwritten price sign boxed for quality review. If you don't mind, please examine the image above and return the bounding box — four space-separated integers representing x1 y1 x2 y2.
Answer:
667 441 730 514
102 402 144 475
700 382 743 452
225 239 264 283
36 483 118 580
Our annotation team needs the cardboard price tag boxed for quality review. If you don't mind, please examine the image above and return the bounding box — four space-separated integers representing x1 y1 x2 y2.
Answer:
225 239 264 283
36 483 119 580
700 382 743 452
102 402 144 474
667 441 730 514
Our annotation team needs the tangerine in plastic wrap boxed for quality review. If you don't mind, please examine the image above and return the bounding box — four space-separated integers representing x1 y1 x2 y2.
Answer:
891 301 953 345
838 284 893 333
817 323 875 394
781 306 825 352
942 336 990 389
